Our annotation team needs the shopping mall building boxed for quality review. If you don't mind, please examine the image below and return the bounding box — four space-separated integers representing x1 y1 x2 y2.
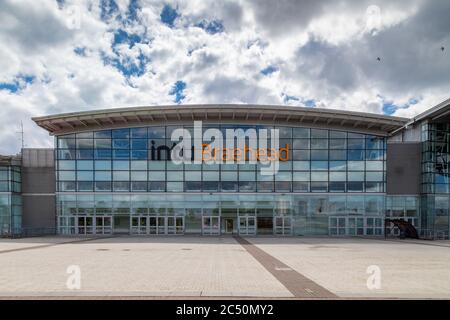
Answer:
1 101 450 239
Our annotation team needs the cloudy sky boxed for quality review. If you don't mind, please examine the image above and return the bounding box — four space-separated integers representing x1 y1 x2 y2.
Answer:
0 0 449 154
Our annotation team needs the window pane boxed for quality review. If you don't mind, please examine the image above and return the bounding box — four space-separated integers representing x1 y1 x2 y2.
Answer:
131 127 147 138
77 160 93 170
330 150 346 160
59 171 76 181
113 161 129 170
94 130 111 138
58 160 75 170
275 171 291 181
78 171 93 181
329 182 346 192
148 127 165 138
203 171 219 181
222 172 237 181
239 171 255 181
330 131 346 138
311 150 328 160
95 139 111 149
95 171 111 181
131 139 147 149
366 172 383 182
311 129 328 138
293 139 309 149
330 172 346 181
293 128 309 138
348 172 364 181
348 161 364 171
311 182 327 192
112 129 130 139
293 161 310 170
293 172 309 181
329 139 346 149
329 161 346 171
148 171 165 181
149 161 165 170
167 171 183 181
293 181 309 192
311 139 328 149
113 171 129 181
348 150 364 160
366 161 383 171
131 171 147 181
95 160 111 170
293 150 310 160
77 139 94 149
185 171 201 181
167 182 183 192
311 172 327 181
348 139 365 149
58 138 76 149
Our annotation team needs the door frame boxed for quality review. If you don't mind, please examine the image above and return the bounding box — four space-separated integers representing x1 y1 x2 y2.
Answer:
202 216 221 235
238 215 257 235
273 215 293 236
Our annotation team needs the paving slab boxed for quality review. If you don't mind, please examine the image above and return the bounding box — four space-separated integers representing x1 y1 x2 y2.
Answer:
246 237 450 299
0 236 291 297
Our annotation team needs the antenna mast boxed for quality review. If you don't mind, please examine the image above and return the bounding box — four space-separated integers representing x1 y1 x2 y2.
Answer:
17 121 25 151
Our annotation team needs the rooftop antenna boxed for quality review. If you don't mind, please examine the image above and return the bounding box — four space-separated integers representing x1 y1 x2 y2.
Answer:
16 121 25 151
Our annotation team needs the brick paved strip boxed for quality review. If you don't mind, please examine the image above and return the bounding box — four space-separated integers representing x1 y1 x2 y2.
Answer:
234 236 337 299
0 236 114 255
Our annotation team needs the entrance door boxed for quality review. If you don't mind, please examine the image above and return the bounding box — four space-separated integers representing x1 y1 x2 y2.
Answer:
131 216 148 235
77 216 93 235
273 215 293 235
238 215 256 235
167 216 184 234
149 216 157 234
329 216 384 236
224 218 234 234
202 216 220 235
157 216 166 234
95 216 112 235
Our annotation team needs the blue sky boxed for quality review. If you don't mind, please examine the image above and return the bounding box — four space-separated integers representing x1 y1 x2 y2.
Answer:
0 0 449 154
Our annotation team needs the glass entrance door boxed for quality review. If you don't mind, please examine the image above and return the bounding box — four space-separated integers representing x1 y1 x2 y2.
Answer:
224 218 234 234
273 215 292 235
167 216 184 234
139 216 184 235
238 215 256 235
95 216 112 235
202 216 220 235
329 216 384 236
77 216 93 235
131 216 148 235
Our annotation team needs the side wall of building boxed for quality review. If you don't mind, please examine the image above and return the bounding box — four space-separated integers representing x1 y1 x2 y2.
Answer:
386 142 422 195
21 148 56 232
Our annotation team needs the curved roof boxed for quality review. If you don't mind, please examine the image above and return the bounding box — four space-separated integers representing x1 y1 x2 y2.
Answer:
32 104 408 136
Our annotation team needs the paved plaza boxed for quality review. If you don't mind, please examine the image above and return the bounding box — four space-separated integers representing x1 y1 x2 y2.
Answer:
0 236 449 299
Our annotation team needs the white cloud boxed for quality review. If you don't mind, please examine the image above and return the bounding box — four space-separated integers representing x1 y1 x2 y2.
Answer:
0 0 449 154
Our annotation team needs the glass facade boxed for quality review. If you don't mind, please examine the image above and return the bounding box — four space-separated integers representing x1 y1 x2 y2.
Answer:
420 123 450 237
56 125 386 194
55 124 390 236
0 165 22 235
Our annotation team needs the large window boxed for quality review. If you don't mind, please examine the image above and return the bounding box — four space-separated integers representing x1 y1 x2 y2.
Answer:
56 126 386 193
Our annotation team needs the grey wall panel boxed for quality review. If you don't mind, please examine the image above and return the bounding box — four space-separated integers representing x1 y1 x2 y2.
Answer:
21 167 55 193
22 195 56 229
22 148 54 167
386 142 422 195
21 148 56 230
